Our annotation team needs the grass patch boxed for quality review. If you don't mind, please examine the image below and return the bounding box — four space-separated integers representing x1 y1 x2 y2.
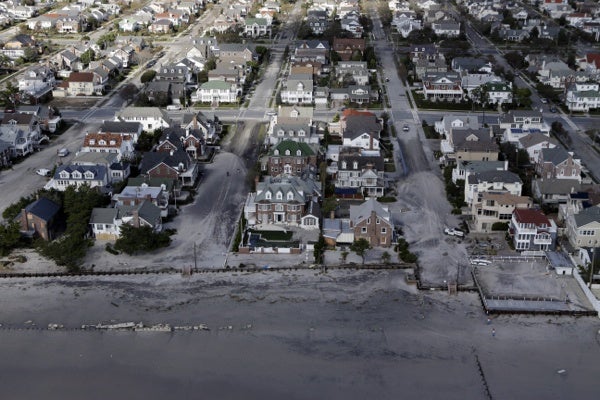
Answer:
251 229 293 241
423 125 440 139
377 196 396 203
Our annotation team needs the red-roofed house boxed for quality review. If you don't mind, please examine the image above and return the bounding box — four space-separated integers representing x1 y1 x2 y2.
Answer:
80 132 135 161
509 208 557 251
578 53 600 78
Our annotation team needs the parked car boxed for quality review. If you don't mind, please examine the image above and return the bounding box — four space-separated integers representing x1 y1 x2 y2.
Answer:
57 148 69 157
35 168 51 177
444 227 464 237
146 60 156 68
540 98 548 104
403 124 410 132
550 106 557 113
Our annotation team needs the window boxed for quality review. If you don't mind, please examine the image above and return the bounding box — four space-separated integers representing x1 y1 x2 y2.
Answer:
376 218 380 224
381 227 386 234
367 218 371 224
274 149 279 155
353 162 358 169
276 191 283 200
285 149 290 155
287 192 294 200
341 161 347 169
296 149 301 156
265 192 272 200
361 227 367 233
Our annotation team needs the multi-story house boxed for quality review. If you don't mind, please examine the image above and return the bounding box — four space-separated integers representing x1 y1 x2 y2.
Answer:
193 80 238 103
565 82 600 112
332 37 365 61
138 148 198 187
422 72 463 102
517 133 558 164
480 81 513 105
90 200 163 241
80 132 136 162
53 72 97 97
335 61 369 85
248 175 321 227
499 110 550 143
443 127 498 163
264 140 318 178
2 34 36 60
341 111 381 151
156 127 205 160
472 192 533 233
116 107 171 131
113 183 170 218
335 148 385 197
349 198 393 247
535 147 582 183
509 208 557 251
156 64 192 83
432 20 461 37
281 74 314 104
18 197 61 241
45 165 109 191
17 65 55 100
465 169 523 207
564 205 600 249
244 17 271 38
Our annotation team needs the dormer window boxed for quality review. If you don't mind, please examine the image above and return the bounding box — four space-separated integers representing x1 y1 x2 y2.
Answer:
109 140 116 146
287 191 294 200
89 139 95 145
72 171 82 179
353 161 358 169
341 161 347 169
84 171 94 179
274 149 279 155
265 191 272 200
276 191 283 200
59 171 69 179
99 140 106 146
285 149 290 155
298 130 305 136
296 150 301 156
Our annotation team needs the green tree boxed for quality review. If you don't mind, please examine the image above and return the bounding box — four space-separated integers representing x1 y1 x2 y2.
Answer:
313 233 326 264
381 251 391 264
0 81 21 109
350 238 371 264
140 69 156 83
80 48 95 65
340 251 349 263
0 221 21 256
114 225 173 255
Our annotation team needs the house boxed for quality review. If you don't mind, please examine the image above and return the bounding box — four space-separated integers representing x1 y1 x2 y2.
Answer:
565 205 600 249
18 197 61 241
336 61 369 85
451 159 508 184
446 128 499 163
193 80 238 104
349 198 393 247
70 151 130 184
52 72 97 97
414 53 447 79
432 20 461 37
509 208 557 251
532 178 581 205
465 170 523 207
422 72 464 102
99 121 143 141
268 106 315 144
180 111 219 144
334 147 385 197
45 164 109 192
341 13 363 38
80 132 136 162
480 81 513 105
17 65 55 100
499 110 551 142
148 19 173 34
451 57 492 74
0 142 11 168
263 140 318 178
292 40 330 65
535 147 582 183
246 175 321 228
112 183 170 218
0 112 40 156
244 17 271 38
116 107 171 131
517 133 558 164
281 74 314 104
341 111 382 151
138 149 198 186
435 115 480 140
565 82 600 112
156 64 192 83
409 44 438 63
2 34 36 59
332 37 365 61
90 200 163 240
471 192 533 232
156 127 205 160
217 43 257 63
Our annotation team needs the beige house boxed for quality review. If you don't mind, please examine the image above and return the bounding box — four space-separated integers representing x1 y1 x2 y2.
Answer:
564 204 600 249
472 192 532 233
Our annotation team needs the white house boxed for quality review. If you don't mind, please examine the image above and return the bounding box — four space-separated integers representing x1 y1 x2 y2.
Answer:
565 82 600 112
193 80 238 103
281 74 314 105
45 165 109 191
116 107 171 131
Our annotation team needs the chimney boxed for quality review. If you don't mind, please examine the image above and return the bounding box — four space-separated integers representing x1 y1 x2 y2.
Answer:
170 150 174 156
20 208 28 232
369 134 373 150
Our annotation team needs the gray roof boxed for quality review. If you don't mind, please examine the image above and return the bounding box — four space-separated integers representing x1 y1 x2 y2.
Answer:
72 151 119 166
25 197 60 222
534 178 581 195
573 205 600 228
90 207 118 225
541 147 570 166
344 114 381 140
118 107 169 120
349 198 391 225
518 133 557 148
468 170 522 185
100 121 142 134
139 149 192 174
255 175 321 203
118 200 162 227
457 160 506 175
339 150 384 171
54 164 107 181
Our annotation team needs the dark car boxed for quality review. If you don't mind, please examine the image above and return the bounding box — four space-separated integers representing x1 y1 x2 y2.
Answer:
146 60 156 68
550 106 557 113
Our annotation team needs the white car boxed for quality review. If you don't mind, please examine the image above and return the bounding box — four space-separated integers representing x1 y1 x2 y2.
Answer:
36 168 51 177
57 148 69 157
444 227 465 237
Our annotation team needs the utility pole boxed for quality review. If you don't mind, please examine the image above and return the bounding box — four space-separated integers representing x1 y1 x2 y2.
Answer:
589 246 597 289
193 242 197 270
